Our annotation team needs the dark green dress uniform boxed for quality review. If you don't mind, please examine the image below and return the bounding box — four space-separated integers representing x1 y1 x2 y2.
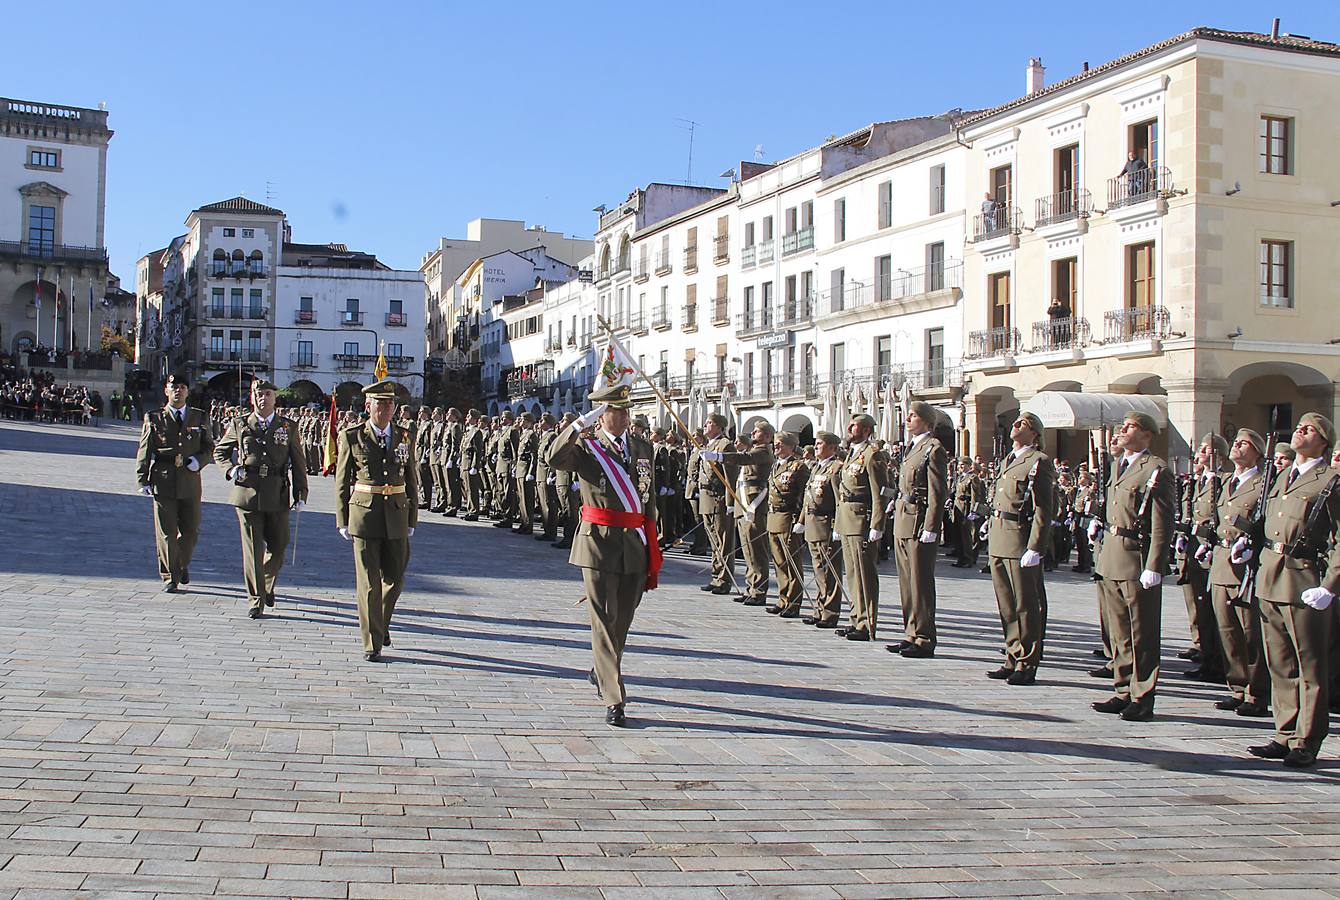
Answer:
547 390 659 716
692 429 739 591
837 436 891 639
1183 463 1227 676
213 404 309 613
335 392 418 657
536 425 560 540
515 419 539 534
136 403 214 587
723 440 775 604
442 417 464 514
495 420 518 524
461 420 486 518
1208 464 1269 710
799 453 843 625
987 443 1056 677
954 466 986 567
1094 443 1174 715
766 453 810 616
892 429 947 651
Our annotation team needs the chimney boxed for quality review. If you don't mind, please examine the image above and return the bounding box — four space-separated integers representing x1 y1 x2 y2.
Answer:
1271 17 1280 39
1026 57 1045 95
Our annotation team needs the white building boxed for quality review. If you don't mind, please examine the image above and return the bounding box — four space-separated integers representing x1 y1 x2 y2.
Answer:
1 96 113 356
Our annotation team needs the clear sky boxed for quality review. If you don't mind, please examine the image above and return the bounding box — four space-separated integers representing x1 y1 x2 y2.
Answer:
7 0 1338 283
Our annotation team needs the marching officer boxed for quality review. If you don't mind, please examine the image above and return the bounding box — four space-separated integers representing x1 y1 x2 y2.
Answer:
985 411 1055 685
460 410 486 521
691 413 739 595
836 412 890 641
798 431 844 628
135 371 213 592
213 379 309 618
1180 433 1230 682
703 422 775 606
1241 413 1340 767
547 384 661 727
1090 410 1174 721
889 401 947 656
766 431 810 617
335 380 418 661
1202 428 1270 717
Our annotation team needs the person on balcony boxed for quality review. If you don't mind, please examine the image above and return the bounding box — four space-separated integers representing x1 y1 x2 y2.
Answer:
980 192 1003 233
1118 151 1150 199
1047 297 1072 349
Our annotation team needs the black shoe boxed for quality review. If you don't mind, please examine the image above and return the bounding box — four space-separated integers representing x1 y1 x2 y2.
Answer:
492 519 514 528
445 509 458 518
162 580 178 594
1092 696 1129 714
1183 667 1224 683
1236 702 1270 717
951 561 970 568
462 514 479 522
900 644 934 659
538 533 556 542
1177 647 1201 661
1215 696 1244 710
247 607 263 619
1089 665 1113 679
382 633 391 648
699 584 718 592
777 607 799 619
1282 748 1317 768
179 569 190 585
430 505 447 514
815 620 838 629
515 527 534 536
802 616 818 625
711 585 733 595
845 629 870 641
742 597 766 607
364 651 381 662
765 605 783 614
265 592 275 608
1007 668 1037 686
987 666 1013 680
1091 648 1107 658
1120 703 1153 722
605 704 626 727
1248 741 1289 760
978 566 989 574
835 626 851 637
1071 565 1090 573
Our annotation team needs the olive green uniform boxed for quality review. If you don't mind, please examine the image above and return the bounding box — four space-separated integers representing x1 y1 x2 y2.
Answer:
892 434 947 649
691 436 739 590
987 447 1056 673
799 456 843 623
1208 469 1269 707
766 457 810 614
837 442 891 636
135 405 214 583
724 443 775 602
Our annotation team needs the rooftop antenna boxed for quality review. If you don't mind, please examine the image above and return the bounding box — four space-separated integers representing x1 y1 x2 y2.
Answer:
753 144 766 163
265 181 277 205
674 118 698 185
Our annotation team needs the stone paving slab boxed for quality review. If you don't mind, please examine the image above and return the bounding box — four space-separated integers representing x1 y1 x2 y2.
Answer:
1 418 1339 898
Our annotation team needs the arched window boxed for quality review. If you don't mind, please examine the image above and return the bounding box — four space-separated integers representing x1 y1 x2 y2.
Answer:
617 235 631 272
248 249 264 275
598 245 611 276
230 249 245 276
212 248 227 276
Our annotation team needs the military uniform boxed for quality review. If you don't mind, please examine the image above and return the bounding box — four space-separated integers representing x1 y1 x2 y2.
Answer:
655 441 685 545
536 423 560 540
494 419 518 524
427 414 448 512
892 430 947 651
460 418 486 519
766 450 810 616
799 451 843 625
987 443 1056 678
442 415 464 514
514 420 539 534
1208 463 1269 711
836 436 891 638
214 403 309 613
136 402 214 588
723 440 775 604
335 383 418 658
1183 464 1227 677
692 428 739 592
952 465 986 567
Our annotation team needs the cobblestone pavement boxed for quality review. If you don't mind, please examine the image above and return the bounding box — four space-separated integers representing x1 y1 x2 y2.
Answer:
1 418 1338 899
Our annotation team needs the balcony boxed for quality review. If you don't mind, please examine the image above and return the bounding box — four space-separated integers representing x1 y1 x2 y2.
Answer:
683 246 698 273
212 306 267 321
507 368 555 400
579 331 593 350
654 251 672 276
737 371 819 403
209 263 267 279
294 309 317 324
386 355 415 373
818 261 962 324
1031 316 1092 352
630 311 648 335
204 349 267 369
741 244 757 269
779 294 815 328
0 239 108 268
334 353 376 371
340 310 365 326
1034 188 1092 230
608 311 630 332
713 233 729 263
756 239 775 265
781 226 814 257
966 326 1021 360
681 304 698 332
613 257 631 277
972 204 1022 242
290 352 319 369
385 311 407 327
632 257 650 282
652 304 672 331
1104 305 1171 343
712 296 729 325
545 336 563 353
736 307 775 338
1107 165 1171 212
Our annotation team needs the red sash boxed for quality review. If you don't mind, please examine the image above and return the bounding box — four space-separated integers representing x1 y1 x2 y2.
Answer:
581 505 664 590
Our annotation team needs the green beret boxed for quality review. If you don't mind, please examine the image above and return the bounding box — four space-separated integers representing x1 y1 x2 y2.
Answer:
752 421 776 437
1274 442 1296 460
1299 412 1336 449
1124 410 1159 434
519 412 535 424
816 430 841 445
908 401 936 424
251 379 278 393
1234 428 1265 456
540 413 557 426
776 432 798 447
589 382 633 409
706 412 729 428
1017 411 1044 436
362 380 398 399
1199 432 1230 459
850 413 877 431
633 415 651 428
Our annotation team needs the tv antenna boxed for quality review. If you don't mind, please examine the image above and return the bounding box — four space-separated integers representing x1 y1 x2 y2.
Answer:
753 144 766 162
675 118 698 185
265 181 277 205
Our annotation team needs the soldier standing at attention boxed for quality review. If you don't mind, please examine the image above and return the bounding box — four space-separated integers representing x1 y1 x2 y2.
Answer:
1240 413 1340 767
951 456 985 568
1090 410 1174 721
213 379 308 618
693 413 739 595
836 413 891 642
552 412 579 549
702 422 775 607
798 431 843 628
888 402 947 656
493 410 518 527
514 412 539 535
765 431 810 617
335 380 418 661
460 410 486 521
415 406 434 509
441 407 464 516
535 413 560 541
547 384 661 727
135 371 214 593
985 412 1055 685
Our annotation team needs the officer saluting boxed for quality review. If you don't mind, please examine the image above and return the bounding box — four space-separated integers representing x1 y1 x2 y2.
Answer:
135 371 213 593
547 383 661 727
334 380 418 662
213 379 308 618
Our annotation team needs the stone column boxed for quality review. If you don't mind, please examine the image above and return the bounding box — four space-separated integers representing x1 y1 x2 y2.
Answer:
962 392 1000 459
1163 377 1226 470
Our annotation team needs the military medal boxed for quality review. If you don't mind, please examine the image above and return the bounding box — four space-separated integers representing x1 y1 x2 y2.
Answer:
636 458 652 497
276 427 289 446
395 443 410 464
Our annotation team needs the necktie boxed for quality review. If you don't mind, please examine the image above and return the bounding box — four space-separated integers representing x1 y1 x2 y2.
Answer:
1118 457 1129 479
1287 467 1299 490
1227 477 1238 497
616 437 626 460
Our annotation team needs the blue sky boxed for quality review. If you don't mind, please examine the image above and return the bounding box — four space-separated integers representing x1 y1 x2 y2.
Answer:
7 1 1338 283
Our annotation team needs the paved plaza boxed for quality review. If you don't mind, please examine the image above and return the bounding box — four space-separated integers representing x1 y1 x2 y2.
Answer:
1 418 1338 899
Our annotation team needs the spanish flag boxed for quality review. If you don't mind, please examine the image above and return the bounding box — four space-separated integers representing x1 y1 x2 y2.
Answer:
322 393 339 476
374 342 389 382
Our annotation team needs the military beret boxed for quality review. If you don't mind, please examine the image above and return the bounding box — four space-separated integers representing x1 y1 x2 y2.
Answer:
560 412 577 424
500 408 515 419
776 432 799 447
1124 410 1159 434
1234 428 1266 456
706 412 729 428
1199 431 1230 458
589 382 634 409
251 379 278 393
165 370 190 387
1299 411 1336 449
362 380 398 399
752 421 776 436
850 412 877 430
1017 411 1044 436
816 430 841 445
1274 442 1296 460
540 413 557 426
959 455 974 465
519 412 535 424
908 401 936 424
633 415 651 428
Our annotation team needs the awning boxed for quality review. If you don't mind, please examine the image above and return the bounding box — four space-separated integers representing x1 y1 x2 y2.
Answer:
1020 391 1167 431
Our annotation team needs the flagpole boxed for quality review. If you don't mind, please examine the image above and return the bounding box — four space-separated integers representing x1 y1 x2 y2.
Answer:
52 271 60 350
34 271 42 348
69 275 75 351
86 279 94 351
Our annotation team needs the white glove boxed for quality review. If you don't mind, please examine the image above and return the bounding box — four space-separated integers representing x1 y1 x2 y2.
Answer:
967 513 980 522
576 404 606 428
1194 544 1212 566
186 457 201 472
868 528 883 542
725 505 735 514
832 534 842 543
469 467 477 475
1302 587 1334 610
338 526 351 541
292 500 306 511
918 530 938 544
138 485 153 496
547 476 557 486
408 527 415 538
1230 536 1252 565
525 474 534 482
791 523 805 535
885 500 897 515
1174 534 1189 554
1139 570 1163 590
571 483 581 492
1087 520 1103 542
1020 549 1043 567
229 465 242 481
699 449 724 462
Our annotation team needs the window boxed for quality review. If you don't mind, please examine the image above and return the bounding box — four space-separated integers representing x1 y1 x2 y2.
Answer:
800 201 813 229
223 228 236 237
1052 257 1077 315
242 228 255 238
1130 119 1159 168
210 331 224 355
388 343 403 358
875 255 892 301
229 330 243 357
830 342 845 374
761 216 773 242
344 341 359 357
27 148 59 169
761 282 773 326
929 164 946 215
27 205 55 255
247 250 263 273
875 335 892 379
1260 240 1292 307
830 267 845 312
1260 116 1291 175
800 271 813 303
296 340 314 366
926 242 945 292
390 299 403 315
230 288 244 316
212 248 227 275
248 331 262 358
834 198 846 242
926 328 945 387
248 289 263 316
988 272 1011 330
744 222 755 248
211 288 225 316
1126 242 1156 308
878 180 893 229
299 296 313 312
743 286 755 327
784 207 797 235
989 164 1013 207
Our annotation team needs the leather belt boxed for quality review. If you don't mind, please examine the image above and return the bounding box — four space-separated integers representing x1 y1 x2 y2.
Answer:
841 493 870 504
354 483 406 496
993 510 1024 522
1112 525 1142 540
1265 539 1317 565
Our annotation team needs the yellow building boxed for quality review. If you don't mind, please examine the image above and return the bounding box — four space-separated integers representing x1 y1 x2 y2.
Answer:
959 28 1340 464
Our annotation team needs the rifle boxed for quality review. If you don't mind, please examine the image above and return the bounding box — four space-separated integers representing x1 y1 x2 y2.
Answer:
1233 408 1279 611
